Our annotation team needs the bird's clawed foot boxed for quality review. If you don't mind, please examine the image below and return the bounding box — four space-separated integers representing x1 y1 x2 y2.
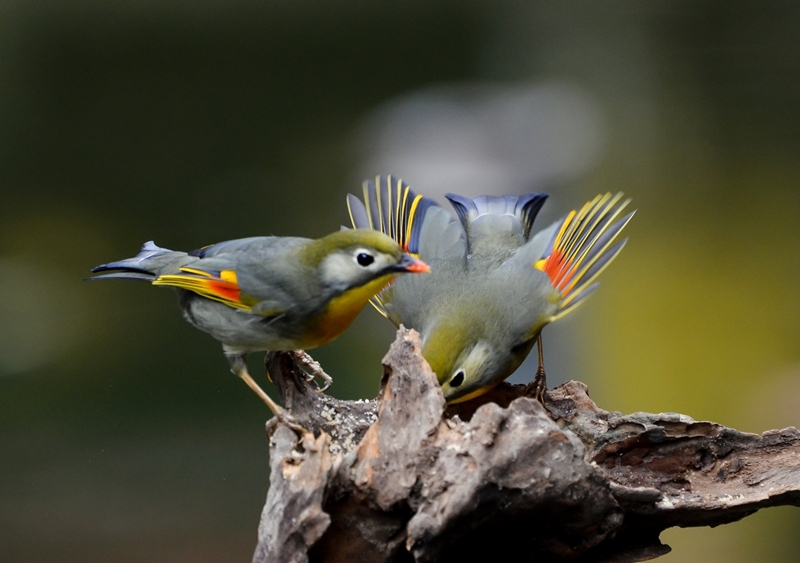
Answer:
293 350 333 392
265 408 305 435
524 334 547 406
525 366 547 406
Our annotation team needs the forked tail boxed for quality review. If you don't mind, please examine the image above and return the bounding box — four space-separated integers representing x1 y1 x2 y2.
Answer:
87 241 177 281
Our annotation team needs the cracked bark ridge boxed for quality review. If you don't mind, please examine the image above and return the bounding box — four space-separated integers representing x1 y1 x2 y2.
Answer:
253 328 800 563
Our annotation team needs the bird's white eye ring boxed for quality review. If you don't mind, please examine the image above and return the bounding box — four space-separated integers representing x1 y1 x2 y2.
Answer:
355 252 375 267
450 370 465 388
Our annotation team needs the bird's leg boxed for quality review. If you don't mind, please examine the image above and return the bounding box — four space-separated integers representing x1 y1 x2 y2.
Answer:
227 354 305 434
524 334 547 405
292 350 333 392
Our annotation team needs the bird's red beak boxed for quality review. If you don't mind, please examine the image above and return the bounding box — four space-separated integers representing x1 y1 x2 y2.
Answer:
398 254 430 273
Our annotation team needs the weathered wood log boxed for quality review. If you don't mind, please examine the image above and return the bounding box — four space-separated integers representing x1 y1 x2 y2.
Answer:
252 328 800 563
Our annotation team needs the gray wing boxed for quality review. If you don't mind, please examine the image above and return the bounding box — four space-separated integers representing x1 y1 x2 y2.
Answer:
175 236 314 315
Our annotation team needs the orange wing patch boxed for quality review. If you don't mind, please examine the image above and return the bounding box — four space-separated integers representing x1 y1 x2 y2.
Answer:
153 267 253 311
537 210 577 293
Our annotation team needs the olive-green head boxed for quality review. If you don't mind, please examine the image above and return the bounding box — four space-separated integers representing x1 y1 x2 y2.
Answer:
421 313 537 404
302 229 429 293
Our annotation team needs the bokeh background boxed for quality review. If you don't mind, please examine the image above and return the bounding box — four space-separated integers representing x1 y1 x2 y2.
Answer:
1 1 799 561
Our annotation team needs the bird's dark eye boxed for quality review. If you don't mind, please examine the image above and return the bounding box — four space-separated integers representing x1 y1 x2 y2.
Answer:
356 252 375 267
450 371 465 388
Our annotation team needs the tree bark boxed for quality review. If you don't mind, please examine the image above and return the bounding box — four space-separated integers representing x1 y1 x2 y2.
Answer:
252 328 800 563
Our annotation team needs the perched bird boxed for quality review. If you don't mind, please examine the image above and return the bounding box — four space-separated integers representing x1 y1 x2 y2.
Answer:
347 176 633 404
88 229 429 429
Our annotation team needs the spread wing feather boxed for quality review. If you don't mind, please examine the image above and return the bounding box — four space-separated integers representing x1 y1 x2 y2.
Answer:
535 193 634 319
347 175 465 316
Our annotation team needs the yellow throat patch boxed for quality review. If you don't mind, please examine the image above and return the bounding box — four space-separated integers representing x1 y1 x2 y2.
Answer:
307 273 396 347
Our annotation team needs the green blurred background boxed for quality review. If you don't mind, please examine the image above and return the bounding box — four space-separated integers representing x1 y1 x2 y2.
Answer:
1 1 798 561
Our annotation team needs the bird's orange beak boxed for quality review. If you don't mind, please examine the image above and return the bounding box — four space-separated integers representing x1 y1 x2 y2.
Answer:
397 254 430 273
